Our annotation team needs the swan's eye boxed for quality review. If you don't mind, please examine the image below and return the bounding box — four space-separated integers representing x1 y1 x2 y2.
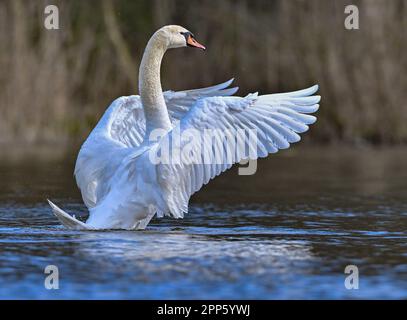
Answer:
180 31 194 41
180 31 205 50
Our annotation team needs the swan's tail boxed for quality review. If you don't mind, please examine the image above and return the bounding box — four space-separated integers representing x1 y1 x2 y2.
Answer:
47 199 93 230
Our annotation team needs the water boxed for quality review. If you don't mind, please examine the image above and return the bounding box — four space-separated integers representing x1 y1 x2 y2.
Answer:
0 146 406 299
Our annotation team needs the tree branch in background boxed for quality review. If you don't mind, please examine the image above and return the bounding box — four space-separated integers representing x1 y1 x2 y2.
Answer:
102 0 137 88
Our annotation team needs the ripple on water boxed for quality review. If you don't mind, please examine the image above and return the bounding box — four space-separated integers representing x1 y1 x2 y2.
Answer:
1 149 407 299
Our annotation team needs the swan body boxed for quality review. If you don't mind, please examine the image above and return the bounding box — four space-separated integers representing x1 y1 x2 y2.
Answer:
49 25 320 230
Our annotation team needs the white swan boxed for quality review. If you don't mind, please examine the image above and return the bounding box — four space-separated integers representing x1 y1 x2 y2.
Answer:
48 25 320 230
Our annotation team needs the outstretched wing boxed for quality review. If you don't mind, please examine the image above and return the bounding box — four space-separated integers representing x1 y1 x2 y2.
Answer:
156 85 320 217
74 79 238 208
74 95 145 208
164 78 238 121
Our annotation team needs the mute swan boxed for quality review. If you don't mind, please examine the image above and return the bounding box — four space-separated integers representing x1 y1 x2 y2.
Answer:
48 25 320 230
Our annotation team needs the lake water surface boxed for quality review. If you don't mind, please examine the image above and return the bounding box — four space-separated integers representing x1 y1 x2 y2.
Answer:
0 146 406 299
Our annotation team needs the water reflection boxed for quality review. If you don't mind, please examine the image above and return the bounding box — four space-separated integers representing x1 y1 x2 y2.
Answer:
0 147 406 299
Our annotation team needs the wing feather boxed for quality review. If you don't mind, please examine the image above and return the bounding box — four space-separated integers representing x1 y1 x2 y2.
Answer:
74 79 238 208
156 85 320 217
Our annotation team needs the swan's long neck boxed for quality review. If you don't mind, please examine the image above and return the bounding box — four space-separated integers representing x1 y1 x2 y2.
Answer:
139 33 172 136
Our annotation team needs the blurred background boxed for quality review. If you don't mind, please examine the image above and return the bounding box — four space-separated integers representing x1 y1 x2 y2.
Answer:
0 0 406 156
0 0 407 299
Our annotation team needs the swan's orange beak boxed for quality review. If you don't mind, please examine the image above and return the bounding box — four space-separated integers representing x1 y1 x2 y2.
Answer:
187 35 206 50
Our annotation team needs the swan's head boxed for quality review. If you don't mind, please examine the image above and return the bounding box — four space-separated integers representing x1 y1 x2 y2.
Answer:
157 25 206 51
